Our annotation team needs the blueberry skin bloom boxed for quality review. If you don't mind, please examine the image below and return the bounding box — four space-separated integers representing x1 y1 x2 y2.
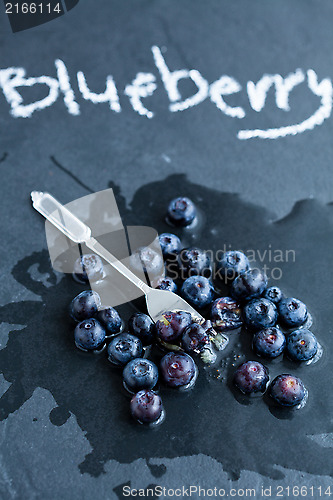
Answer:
167 197 197 227
159 233 182 257
73 254 104 283
96 307 122 334
233 361 269 394
270 374 306 407
286 329 318 361
123 358 159 392
253 326 286 358
278 297 308 328
74 318 106 351
130 246 164 277
130 390 164 425
160 352 197 389
231 269 268 301
156 311 192 343
178 247 212 278
217 251 250 282
128 313 155 346
153 276 178 293
244 298 278 330
210 297 243 331
107 333 143 366
181 323 210 354
69 290 101 322
263 286 283 304
181 276 215 309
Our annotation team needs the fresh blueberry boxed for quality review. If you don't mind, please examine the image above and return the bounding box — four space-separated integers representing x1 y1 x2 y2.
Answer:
96 307 122 334
263 286 283 304
216 251 250 282
210 297 243 331
181 323 210 354
69 290 101 322
269 374 306 407
130 246 164 277
244 298 278 330
253 326 286 358
74 318 106 351
159 233 182 257
233 361 269 395
152 276 178 293
231 269 268 301
130 390 164 425
107 333 143 366
128 313 155 346
156 311 192 343
178 247 212 279
181 276 215 309
286 329 318 361
160 352 198 389
167 197 197 227
72 254 104 283
278 297 308 328
123 358 159 392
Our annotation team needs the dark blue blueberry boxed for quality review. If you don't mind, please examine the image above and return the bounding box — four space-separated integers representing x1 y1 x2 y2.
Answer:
233 361 269 395
74 318 106 351
128 313 155 346
159 233 182 257
130 390 164 425
286 329 318 361
210 297 243 331
244 298 278 330
72 253 104 283
181 323 210 354
270 374 306 407
253 326 286 358
152 276 178 293
216 251 250 282
160 352 197 389
278 297 308 328
181 276 215 309
263 286 283 304
167 197 197 227
107 333 143 366
123 358 159 392
69 290 101 322
231 269 268 301
178 247 212 279
130 246 164 277
96 307 122 334
156 311 192 343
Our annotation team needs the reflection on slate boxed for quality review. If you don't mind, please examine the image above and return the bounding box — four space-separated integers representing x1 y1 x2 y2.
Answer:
0 175 332 480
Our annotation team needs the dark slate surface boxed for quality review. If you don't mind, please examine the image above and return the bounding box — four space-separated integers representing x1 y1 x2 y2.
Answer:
0 1 332 498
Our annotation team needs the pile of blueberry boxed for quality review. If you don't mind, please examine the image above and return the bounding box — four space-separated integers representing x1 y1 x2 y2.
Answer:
67 196 321 426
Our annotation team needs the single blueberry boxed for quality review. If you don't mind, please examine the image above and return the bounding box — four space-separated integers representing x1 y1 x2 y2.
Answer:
130 390 164 425
286 329 318 361
128 313 155 346
96 307 122 334
107 333 143 366
181 276 215 309
279 297 308 328
253 326 286 358
270 374 306 407
74 318 106 351
210 297 243 331
244 298 278 330
181 323 210 354
152 276 178 293
123 358 159 392
216 251 250 282
130 246 164 277
178 247 212 279
233 361 269 395
69 290 101 322
167 197 197 227
72 253 104 283
160 352 197 389
156 311 192 343
159 233 182 257
263 286 283 304
231 268 268 301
